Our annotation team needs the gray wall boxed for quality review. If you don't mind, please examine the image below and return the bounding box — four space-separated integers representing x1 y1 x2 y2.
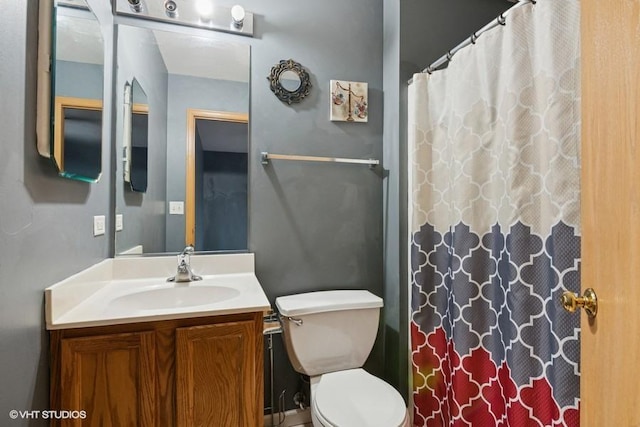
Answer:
0 0 113 424
383 0 405 399
55 61 103 99
382 0 512 400
114 25 169 254
233 0 385 410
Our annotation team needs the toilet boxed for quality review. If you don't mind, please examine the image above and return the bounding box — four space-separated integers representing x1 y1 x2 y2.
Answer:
276 290 409 427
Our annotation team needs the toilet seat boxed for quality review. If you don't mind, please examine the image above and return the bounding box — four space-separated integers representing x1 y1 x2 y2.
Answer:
312 369 408 427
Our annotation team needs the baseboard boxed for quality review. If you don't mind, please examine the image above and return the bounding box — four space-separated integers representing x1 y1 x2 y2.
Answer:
264 408 312 427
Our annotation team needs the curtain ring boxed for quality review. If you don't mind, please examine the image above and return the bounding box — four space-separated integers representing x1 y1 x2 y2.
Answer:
530 0 536 4
446 50 454 62
497 13 506 26
470 32 478 44
426 66 433 75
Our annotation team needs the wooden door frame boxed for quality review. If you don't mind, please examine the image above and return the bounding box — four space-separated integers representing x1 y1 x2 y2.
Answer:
185 109 249 247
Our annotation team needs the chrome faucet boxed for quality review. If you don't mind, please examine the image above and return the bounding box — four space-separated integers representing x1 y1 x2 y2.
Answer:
167 245 203 282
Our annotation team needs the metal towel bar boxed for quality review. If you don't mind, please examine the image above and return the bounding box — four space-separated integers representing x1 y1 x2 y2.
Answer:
261 152 379 168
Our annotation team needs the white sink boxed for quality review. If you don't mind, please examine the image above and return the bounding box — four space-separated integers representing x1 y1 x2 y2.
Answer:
45 254 272 329
107 284 241 312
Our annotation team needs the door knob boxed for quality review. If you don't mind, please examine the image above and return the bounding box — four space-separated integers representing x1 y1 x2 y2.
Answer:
560 288 598 318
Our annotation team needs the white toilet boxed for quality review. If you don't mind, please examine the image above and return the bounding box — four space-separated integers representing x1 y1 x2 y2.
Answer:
276 290 410 427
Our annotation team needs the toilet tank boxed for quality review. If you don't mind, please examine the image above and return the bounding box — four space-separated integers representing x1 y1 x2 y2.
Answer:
275 290 383 377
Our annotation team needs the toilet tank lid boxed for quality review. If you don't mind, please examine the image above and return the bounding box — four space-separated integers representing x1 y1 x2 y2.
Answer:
276 290 383 316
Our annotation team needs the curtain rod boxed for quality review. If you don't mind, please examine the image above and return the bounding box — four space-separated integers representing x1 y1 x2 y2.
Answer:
407 0 535 85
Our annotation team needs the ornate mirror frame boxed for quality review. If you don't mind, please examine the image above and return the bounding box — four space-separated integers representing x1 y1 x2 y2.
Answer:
267 59 311 104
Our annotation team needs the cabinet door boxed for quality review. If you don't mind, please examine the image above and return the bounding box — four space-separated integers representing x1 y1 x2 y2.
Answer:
59 332 156 426
176 320 261 427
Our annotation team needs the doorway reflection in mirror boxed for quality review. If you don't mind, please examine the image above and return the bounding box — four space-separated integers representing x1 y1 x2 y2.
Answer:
115 24 249 256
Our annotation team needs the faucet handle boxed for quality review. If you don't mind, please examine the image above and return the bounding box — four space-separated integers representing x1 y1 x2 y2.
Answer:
178 245 195 263
169 245 202 282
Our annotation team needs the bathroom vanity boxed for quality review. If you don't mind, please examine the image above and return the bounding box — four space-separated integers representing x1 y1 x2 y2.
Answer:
45 254 270 426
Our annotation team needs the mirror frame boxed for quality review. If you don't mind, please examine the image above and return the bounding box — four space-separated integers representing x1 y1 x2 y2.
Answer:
36 0 53 158
267 59 311 105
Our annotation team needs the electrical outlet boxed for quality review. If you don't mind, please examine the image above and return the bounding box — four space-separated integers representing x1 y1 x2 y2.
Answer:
93 215 106 236
169 201 184 215
115 214 124 232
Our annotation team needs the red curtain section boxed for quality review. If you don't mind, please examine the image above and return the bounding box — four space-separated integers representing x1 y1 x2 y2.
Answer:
411 323 579 427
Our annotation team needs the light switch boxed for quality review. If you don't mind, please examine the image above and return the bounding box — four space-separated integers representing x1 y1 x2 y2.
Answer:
169 201 184 215
93 215 106 236
115 214 123 232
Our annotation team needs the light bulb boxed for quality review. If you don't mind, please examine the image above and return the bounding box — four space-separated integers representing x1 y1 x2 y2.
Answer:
195 0 214 19
231 5 245 28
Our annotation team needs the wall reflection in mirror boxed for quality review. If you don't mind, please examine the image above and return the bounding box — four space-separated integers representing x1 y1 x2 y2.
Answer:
45 0 104 182
115 24 249 256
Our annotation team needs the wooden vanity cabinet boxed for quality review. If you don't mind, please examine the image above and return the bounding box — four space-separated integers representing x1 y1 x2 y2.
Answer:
55 331 157 426
49 312 263 427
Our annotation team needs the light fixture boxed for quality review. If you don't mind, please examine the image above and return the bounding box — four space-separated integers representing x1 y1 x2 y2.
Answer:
195 0 214 20
164 0 178 18
115 0 254 37
231 5 245 28
127 0 142 12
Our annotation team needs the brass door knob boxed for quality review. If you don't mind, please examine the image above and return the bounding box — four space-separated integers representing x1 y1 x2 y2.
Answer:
560 288 598 318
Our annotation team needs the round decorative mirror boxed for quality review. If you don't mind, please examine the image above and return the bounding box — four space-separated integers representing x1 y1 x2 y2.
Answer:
267 59 311 104
279 70 301 92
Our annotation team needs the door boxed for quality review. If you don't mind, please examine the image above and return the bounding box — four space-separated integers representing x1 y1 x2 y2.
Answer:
175 320 262 427
57 332 156 426
581 0 640 425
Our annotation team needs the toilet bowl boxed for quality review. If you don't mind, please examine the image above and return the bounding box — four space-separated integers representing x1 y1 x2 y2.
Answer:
311 369 409 427
275 290 409 427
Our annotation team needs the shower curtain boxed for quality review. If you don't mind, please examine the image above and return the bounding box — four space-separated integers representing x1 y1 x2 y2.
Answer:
408 1 580 426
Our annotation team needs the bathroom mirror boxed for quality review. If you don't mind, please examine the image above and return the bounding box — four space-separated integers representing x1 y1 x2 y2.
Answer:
123 78 149 193
114 24 250 256
267 59 311 104
36 0 104 182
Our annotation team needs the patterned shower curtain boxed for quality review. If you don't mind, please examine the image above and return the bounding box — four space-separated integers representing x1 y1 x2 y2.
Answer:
408 1 580 426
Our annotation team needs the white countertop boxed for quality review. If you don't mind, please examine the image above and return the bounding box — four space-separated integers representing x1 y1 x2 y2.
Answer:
45 253 272 330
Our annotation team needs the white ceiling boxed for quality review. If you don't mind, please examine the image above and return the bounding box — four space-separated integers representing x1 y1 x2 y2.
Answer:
55 9 103 65
152 30 249 82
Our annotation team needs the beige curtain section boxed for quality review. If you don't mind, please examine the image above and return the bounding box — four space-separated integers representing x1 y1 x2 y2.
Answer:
408 0 580 238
